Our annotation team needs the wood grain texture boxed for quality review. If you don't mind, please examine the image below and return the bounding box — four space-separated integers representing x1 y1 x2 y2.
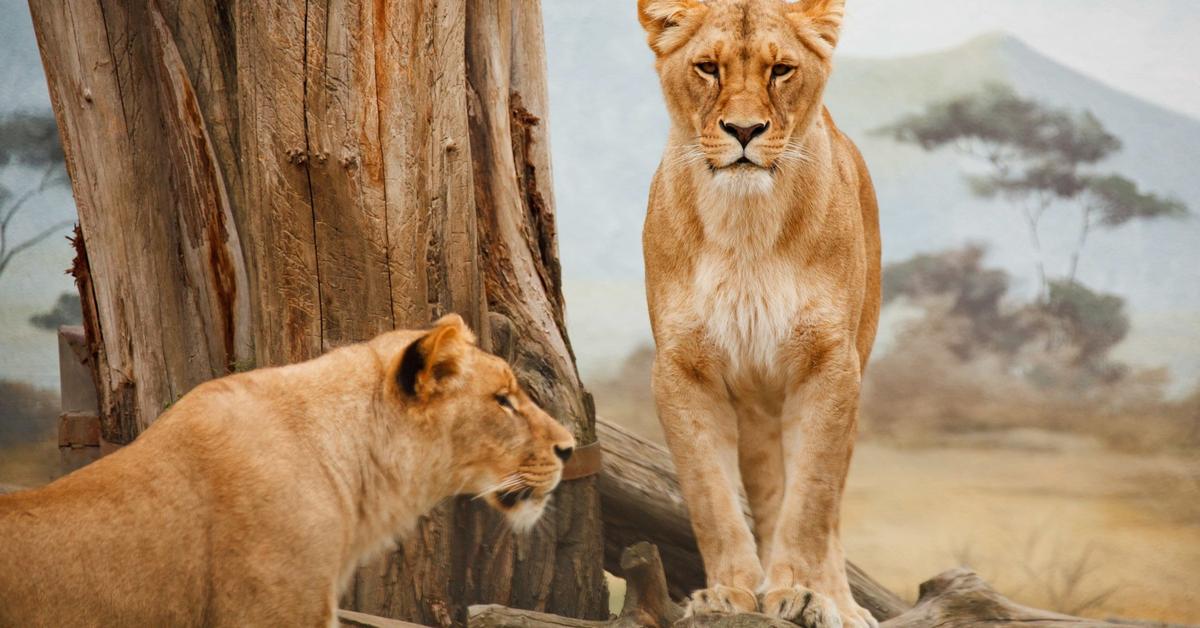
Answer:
30 0 604 623
464 0 606 618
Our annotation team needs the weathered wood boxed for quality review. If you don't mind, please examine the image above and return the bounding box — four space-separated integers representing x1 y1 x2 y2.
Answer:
595 419 909 622
30 0 604 624
618 543 684 628
31 0 249 443
880 569 1154 628
338 609 429 628
463 0 606 616
470 547 1150 628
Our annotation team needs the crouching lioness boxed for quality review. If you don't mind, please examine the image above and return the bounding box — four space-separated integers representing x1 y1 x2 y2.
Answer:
0 314 576 627
638 0 881 626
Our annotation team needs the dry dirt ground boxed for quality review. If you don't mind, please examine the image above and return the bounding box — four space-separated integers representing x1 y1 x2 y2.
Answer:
843 439 1200 624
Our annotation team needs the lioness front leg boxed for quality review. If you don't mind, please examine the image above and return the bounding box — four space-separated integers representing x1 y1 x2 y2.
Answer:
653 350 762 615
762 347 876 628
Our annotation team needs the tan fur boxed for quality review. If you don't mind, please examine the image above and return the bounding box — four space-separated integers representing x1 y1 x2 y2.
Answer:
0 314 575 627
638 1 881 626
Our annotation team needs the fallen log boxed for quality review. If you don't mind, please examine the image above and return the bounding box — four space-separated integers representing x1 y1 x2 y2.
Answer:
595 419 908 622
469 544 1153 628
880 569 1183 628
337 609 427 628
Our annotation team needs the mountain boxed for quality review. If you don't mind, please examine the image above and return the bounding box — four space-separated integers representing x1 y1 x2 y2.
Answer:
541 29 1200 382
827 32 1200 311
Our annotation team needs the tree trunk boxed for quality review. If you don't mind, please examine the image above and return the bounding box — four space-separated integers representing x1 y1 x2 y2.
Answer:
29 0 606 624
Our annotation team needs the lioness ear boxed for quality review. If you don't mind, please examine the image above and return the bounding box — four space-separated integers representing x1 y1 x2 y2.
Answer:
638 0 708 56
788 0 845 59
397 314 476 398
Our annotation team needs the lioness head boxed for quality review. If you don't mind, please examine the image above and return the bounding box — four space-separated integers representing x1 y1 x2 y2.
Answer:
638 0 844 192
387 314 576 532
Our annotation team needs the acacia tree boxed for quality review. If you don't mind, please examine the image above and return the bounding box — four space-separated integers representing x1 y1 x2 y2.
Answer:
29 0 605 624
0 112 72 282
881 245 1131 377
878 84 1187 297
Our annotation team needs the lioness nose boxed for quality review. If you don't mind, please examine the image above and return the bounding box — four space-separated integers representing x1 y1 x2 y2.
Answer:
720 120 768 148
553 445 573 462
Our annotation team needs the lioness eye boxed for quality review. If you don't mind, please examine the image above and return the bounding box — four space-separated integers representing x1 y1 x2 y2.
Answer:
696 62 718 76
771 64 793 78
496 394 514 410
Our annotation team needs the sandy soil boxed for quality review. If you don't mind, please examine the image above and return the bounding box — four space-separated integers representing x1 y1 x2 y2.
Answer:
843 441 1200 623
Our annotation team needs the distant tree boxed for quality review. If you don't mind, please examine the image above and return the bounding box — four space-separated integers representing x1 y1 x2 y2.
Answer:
0 111 73 283
883 245 1130 379
0 380 57 448
877 84 1188 296
881 244 1025 358
1068 175 1187 282
1043 279 1130 371
29 291 82 331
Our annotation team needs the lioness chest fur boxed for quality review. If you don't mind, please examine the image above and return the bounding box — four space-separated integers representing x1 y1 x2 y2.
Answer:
0 315 575 627
639 1 881 627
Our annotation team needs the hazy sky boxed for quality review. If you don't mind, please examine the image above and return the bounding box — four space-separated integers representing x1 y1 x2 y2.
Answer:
836 0 1199 118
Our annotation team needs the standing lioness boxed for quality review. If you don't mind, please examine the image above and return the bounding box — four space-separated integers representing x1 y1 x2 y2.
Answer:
0 314 576 627
638 0 880 626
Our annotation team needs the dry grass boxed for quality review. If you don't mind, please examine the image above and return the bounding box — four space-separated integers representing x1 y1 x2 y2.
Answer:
843 444 1200 623
954 529 1119 616
859 326 1199 452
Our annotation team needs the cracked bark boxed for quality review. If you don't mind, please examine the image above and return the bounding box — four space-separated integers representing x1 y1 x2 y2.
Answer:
31 0 605 624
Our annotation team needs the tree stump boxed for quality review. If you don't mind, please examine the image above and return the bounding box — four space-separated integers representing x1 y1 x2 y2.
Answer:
29 0 605 623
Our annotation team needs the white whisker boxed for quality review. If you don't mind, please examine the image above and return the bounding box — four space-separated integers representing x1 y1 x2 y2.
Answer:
666 141 708 170
774 140 816 170
472 473 525 500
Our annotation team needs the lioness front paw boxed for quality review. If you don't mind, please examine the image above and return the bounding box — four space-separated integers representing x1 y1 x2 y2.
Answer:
761 586 841 628
851 605 879 628
686 585 759 615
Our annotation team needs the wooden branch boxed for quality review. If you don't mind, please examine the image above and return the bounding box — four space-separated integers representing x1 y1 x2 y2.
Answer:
618 543 684 628
470 546 1151 628
337 609 427 628
595 419 909 622
880 568 1148 627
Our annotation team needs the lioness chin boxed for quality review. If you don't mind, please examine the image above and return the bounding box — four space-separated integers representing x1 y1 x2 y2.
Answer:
0 314 576 627
638 1 881 627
